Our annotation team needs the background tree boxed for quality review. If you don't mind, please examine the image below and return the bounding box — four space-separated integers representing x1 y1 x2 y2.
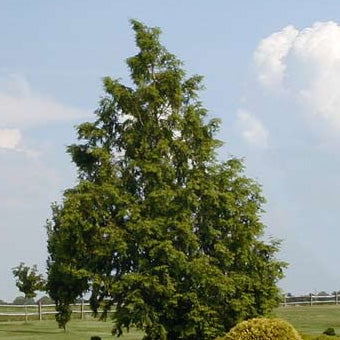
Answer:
12 296 35 305
46 20 286 340
317 291 329 296
12 263 45 322
36 295 55 305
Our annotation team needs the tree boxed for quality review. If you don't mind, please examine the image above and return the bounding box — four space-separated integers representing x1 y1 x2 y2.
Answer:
12 263 45 321
317 291 329 296
46 20 286 340
12 296 35 305
37 295 55 305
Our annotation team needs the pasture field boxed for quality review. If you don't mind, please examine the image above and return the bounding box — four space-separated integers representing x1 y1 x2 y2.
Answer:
0 319 143 340
1 305 340 339
275 305 340 338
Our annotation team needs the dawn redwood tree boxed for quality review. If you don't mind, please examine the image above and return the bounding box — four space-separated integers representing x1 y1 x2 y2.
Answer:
46 20 286 339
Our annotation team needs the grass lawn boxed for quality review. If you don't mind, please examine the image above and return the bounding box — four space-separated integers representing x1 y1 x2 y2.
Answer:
275 305 340 338
0 319 143 340
2 305 340 339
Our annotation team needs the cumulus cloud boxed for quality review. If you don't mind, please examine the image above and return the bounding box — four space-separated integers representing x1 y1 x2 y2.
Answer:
254 25 298 88
0 129 21 149
0 74 89 129
236 110 268 148
254 21 340 131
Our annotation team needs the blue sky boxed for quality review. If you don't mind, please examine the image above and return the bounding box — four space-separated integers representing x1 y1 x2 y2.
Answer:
2 0 340 300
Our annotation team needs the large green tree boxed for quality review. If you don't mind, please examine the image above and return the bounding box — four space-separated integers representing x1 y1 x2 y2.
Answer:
46 20 286 340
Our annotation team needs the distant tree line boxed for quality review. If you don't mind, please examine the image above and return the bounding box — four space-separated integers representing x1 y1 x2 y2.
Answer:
0 295 54 305
284 291 340 303
286 291 340 297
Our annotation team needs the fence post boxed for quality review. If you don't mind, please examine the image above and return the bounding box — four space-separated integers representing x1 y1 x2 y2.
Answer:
284 294 287 307
81 300 84 320
38 301 42 321
336 292 338 305
310 293 313 306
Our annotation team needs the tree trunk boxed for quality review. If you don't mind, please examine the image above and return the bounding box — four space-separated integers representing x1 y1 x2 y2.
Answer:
24 299 27 323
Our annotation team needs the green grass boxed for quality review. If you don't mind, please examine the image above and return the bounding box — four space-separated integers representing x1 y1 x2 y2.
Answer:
2 305 340 340
275 305 340 338
0 319 143 340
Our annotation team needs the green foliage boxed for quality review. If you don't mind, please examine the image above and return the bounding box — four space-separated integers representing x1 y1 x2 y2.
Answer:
46 258 82 330
46 19 286 340
324 328 336 336
12 263 45 300
12 263 45 322
224 318 302 340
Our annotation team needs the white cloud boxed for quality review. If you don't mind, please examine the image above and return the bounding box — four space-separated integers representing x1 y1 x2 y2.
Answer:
254 21 340 131
236 110 268 148
0 74 89 129
0 128 21 149
254 25 298 89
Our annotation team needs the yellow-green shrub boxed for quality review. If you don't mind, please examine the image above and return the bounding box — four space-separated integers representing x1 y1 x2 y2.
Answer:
223 317 302 340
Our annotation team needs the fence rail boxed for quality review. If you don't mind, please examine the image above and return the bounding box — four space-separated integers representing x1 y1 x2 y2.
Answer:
281 293 340 307
3 295 338 321
0 301 97 321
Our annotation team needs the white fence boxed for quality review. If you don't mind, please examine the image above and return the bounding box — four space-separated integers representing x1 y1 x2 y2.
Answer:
2 295 338 321
0 301 92 321
281 293 340 306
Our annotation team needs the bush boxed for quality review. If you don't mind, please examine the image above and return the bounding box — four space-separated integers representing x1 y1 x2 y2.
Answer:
323 328 336 336
223 317 302 340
